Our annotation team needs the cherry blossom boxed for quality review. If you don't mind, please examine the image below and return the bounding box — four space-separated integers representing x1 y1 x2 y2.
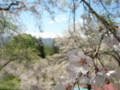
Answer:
68 51 93 74
55 50 119 90
106 70 117 77
78 75 90 85
55 69 75 90
113 44 120 54
106 70 120 81
63 81 74 90
54 79 74 90
114 44 120 51
103 35 119 48
67 49 78 57
90 71 109 87
66 64 77 82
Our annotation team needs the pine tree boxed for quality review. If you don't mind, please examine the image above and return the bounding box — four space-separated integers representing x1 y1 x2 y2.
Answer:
36 38 45 58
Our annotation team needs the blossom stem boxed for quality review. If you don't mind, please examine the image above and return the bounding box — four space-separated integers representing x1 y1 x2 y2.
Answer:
97 57 105 68
92 57 97 69
87 84 91 90
77 81 80 90
85 49 96 55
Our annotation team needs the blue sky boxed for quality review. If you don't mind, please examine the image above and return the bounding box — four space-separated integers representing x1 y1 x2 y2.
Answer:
20 2 84 38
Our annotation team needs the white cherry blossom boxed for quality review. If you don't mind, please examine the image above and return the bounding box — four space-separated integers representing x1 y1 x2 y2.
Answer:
68 51 93 74
78 75 90 85
67 49 78 57
106 70 117 77
90 74 105 87
90 71 109 87
54 79 74 90
103 35 119 48
106 70 120 80
66 64 76 81
63 81 74 90
114 45 120 51
113 44 120 55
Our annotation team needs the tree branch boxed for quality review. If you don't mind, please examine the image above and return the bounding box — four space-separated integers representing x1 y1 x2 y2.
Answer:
0 53 27 71
81 0 120 42
0 57 17 71
0 2 19 11
0 1 25 11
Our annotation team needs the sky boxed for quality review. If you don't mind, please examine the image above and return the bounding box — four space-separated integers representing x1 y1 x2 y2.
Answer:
20 2 84 38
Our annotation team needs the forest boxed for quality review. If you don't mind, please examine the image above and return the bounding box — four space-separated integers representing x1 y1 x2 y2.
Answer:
0 0 120 90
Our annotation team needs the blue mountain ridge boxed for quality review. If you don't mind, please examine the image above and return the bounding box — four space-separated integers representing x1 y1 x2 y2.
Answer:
0 36 54 47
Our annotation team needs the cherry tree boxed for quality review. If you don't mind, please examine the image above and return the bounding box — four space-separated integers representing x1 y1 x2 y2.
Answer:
53 0 120 90
0 0 120 90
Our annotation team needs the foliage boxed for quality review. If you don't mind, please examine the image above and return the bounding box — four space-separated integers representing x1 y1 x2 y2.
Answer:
9 33 37 48
44 39 59 56
0 74 21 90
1 33 40 62
35 38 45 58
52 39 59 54
44 45 55 56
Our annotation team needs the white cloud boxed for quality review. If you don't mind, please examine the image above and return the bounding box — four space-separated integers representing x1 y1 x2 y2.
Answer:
47 15 68 24
75 19 83 23
49 21 55 24
25 31 62 38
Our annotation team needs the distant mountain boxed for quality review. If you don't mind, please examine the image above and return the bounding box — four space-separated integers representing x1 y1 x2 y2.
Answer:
0 35 54 47
42 38 54 47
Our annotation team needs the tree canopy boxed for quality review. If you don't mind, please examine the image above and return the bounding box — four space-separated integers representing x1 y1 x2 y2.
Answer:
0 0 120 90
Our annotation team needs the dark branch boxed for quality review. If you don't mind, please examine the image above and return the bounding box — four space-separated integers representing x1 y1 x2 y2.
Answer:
0 53 27 71
0 1 25 11
0 57 17 71
81 0 120 42
0 2 19 11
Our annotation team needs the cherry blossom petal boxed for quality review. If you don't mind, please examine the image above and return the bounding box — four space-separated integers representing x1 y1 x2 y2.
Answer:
67 50 78 57
90 75 105 87
79 76 90 84
114 45 119 51
106 70 116 77
66 64 81 73
89 75 96 85
103 36 113 47
72 62 81 67
96 76 105 87
69 73 76 82
86 56 93 66
66 64 75 74
63 81 74 90
103 35 119 48
66 64 77 82
78 51 86 58
112 36 119 45
69 55 80 64
97 71 105 76
78 64 89 74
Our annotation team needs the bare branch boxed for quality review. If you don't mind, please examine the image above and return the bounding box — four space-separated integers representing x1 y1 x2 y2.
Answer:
81 0 120 42
0 1 25 11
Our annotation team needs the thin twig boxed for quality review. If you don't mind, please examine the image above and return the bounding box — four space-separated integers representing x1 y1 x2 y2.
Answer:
81 0 120 42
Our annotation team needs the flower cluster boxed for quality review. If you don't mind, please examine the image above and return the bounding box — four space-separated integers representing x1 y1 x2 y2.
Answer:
54 50 119 90
100 26 120 54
